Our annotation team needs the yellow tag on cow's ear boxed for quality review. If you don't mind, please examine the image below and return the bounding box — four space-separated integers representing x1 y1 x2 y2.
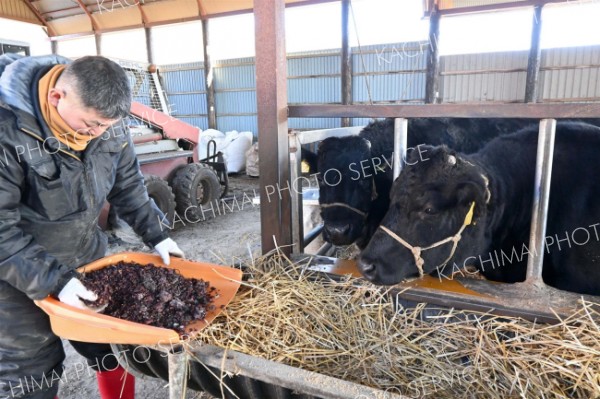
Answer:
464 202 475 226
301 160 310 173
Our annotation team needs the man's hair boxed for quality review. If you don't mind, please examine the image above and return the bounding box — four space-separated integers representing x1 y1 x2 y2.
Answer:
60 56 131 119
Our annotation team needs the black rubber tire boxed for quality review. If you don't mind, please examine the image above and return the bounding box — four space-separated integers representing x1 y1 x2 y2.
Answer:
172 163 221 222
144 175 176 225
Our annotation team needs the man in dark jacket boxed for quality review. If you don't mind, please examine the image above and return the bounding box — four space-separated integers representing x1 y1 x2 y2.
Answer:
0 54 183 399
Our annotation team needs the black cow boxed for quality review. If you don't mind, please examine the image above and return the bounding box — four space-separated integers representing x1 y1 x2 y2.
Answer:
358 121 600 296
309 118 537 249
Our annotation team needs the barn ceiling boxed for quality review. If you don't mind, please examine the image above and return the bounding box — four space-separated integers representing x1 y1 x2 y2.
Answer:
0 0 339 39
1 0 587 40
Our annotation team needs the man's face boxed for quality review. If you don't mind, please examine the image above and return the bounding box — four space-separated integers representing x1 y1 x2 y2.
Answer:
48 87 119 138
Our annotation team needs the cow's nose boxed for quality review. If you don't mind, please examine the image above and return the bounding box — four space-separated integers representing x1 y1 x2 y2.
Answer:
324 224 350 238
357 258 377 280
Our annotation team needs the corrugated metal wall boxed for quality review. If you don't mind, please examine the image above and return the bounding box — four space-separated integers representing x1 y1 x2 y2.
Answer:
158 43 600 135
288 49 341 130
351 41 428 127
158 41 430 134
213 57 258 133
441 50 528 103
540 46 600 102
441 44 600 103
159 62 208 129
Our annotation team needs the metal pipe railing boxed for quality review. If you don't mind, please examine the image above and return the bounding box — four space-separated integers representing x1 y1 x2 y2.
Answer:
393 118 408 179
526 118 557 284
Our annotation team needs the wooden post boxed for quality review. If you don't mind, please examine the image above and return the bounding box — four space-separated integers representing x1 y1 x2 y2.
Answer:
425 8 440 104
525 5 543 103
255 0 292 255
341 0 352 127
202 19 217 130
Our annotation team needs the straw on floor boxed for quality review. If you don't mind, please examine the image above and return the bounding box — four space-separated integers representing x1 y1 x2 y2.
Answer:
192 253 600 399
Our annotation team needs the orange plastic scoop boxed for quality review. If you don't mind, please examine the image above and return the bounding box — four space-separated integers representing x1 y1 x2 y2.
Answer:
35 252 243 345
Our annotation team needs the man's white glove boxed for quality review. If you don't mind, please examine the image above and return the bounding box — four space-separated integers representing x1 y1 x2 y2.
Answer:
58 278 101 311
154 238 184 265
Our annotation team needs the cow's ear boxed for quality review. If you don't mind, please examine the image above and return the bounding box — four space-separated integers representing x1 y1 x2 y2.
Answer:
456 181 484 207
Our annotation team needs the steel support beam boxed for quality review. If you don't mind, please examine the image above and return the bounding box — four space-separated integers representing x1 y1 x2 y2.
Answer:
525 5 543 103
425 8 440 104
255 0 292 255
145 27 154 64
289 103 600 119
22 0 58 37
340 0 352 127
95 33 102 55
431 0 565 16
202 19 217 129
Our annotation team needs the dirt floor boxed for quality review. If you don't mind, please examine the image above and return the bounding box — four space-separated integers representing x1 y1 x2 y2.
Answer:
57 175 262 399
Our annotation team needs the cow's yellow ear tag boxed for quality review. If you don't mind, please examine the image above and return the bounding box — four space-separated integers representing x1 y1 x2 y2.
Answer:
464 202 476 226
301 160 311 173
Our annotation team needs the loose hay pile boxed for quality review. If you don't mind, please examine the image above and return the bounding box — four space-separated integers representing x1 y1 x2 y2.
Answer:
193 254 600 399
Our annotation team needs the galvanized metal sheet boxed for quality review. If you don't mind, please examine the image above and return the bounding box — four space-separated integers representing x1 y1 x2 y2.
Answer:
441 50 528 103
216 91 257 114
166 93 207 116
214 63 256 90
160 68 206 92
288 77 340 103
156 44 600 135
540 45 600 101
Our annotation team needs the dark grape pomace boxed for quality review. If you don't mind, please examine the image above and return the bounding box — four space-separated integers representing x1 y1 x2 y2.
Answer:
81 261 217 334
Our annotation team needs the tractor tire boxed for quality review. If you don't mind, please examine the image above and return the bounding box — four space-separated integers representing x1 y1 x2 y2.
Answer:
144 175 176 225
172 163 221 222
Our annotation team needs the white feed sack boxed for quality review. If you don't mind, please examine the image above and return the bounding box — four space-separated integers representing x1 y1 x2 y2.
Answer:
197 129 254 174
246 143 260 177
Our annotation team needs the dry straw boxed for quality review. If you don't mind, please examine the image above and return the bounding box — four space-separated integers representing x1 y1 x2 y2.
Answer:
193 253 600 399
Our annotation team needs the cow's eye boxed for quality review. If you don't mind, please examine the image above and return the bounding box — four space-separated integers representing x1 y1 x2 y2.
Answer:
424 207 437 215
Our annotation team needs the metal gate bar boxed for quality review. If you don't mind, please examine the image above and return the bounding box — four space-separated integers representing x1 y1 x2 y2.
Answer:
526 119 556 284
287 103 600 119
